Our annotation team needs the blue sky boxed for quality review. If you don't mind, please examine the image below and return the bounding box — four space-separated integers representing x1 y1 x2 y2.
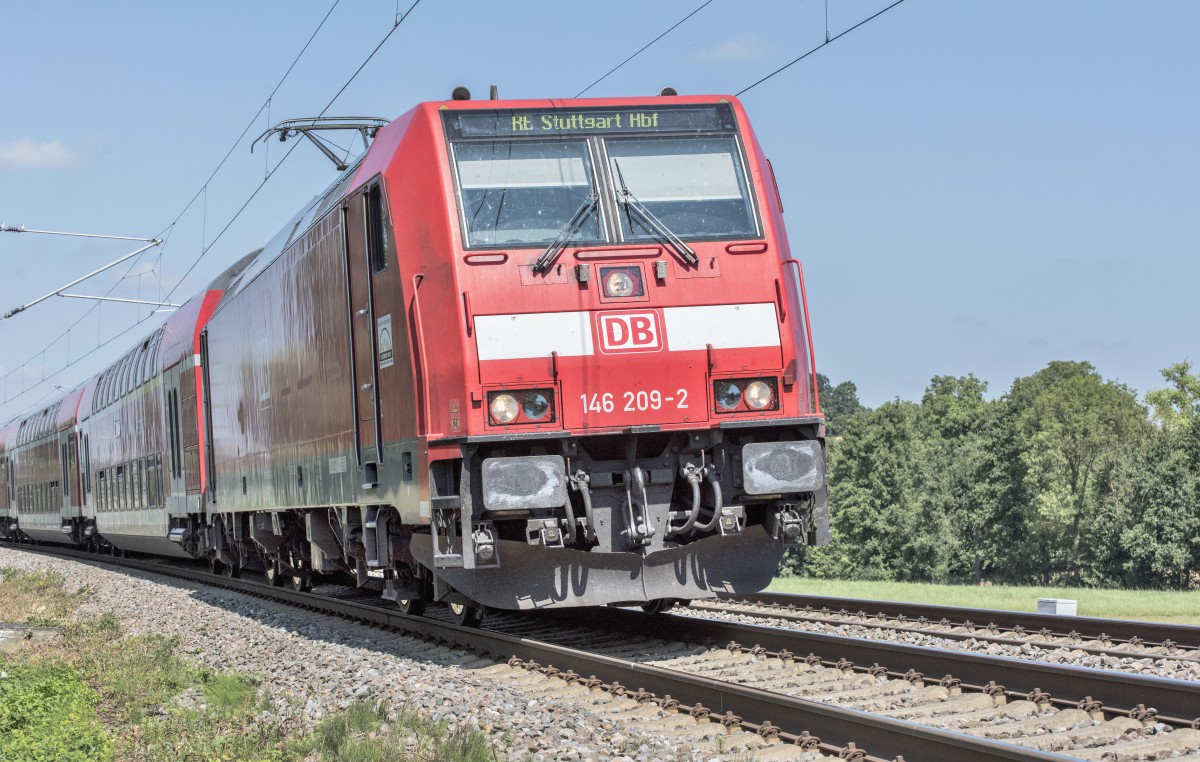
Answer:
1 1 1197 421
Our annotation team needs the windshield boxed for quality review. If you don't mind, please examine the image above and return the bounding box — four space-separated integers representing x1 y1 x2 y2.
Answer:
606 136 756 240
453 140 601 247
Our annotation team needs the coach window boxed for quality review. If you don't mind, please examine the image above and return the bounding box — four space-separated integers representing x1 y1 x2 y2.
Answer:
141 458 150 509
116 465 125 510
134 342 148 389
452 140 600 248
114 358 126 400
102 369 113 408
119 353 131 397
138 459 148 509
151 454 161 507
123 353 136 396
174 390 182 479
144 332 161 385
61 442 69 498
82 435 91 494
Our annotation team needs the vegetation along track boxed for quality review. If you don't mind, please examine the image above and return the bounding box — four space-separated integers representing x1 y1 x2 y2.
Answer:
690 593 1200 664
10 544 1200 761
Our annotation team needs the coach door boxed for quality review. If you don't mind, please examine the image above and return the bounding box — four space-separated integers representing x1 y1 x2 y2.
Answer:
342 185 385 483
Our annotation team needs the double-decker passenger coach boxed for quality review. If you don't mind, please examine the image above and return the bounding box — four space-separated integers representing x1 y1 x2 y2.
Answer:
3 92 828 625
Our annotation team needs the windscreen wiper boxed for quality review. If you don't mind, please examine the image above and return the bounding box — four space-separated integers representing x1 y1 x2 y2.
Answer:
613 161 699 267
533 194 598 273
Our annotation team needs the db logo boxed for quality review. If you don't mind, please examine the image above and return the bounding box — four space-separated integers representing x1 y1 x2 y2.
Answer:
596 311 663 354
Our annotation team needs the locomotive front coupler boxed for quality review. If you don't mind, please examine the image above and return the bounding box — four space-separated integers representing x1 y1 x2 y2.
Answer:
620 466 654 546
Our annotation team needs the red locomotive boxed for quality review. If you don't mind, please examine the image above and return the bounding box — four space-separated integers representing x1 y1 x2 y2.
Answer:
3 92 827 625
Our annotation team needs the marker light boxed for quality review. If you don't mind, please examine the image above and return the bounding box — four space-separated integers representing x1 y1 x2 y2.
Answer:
745 380 774 410
489 393 519 423
715 381 743 410
599 266 644 299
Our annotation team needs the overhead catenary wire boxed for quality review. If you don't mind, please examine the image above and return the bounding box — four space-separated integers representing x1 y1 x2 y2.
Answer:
0 0 346 417
3 0 426 422
574 0 716 98
159 0 422 306
0 227 176 406
737 0 907 96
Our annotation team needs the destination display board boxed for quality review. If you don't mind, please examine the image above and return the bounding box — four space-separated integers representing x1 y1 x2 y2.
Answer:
443 104 736 140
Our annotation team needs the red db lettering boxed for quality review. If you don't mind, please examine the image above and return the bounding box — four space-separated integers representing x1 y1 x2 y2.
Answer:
596 311 663 354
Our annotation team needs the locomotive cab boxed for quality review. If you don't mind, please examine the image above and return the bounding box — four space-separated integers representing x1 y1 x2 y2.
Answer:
401 95 829 609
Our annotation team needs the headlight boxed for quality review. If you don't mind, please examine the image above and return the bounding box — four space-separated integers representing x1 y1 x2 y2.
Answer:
715 381 743 410
522 391 551 421
604 270 635 298
745 380 774 410
713 377 780 414
487 388 556 425
489 393 519 423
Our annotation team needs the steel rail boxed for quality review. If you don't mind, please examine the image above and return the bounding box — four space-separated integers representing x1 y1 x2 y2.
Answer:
690 599 1200 664
735 592 1200 650
6 544 1073 762
561 608 1200 726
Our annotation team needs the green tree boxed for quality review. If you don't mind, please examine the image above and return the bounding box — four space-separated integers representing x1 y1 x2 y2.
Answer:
1111 416 1200 588
822 399 930 580
1018 364 1149 583
919 375 993 583
817 373 865 435
1146 360 1200 429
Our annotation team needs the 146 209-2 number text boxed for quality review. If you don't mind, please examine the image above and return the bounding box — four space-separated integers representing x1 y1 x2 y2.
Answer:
580 388 689 414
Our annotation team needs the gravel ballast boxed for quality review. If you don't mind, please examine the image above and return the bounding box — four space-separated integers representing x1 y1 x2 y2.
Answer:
0 547 818 761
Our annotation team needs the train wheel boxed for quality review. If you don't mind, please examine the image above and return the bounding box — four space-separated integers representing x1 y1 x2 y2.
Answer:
641 598 676 615
396 596 427 616
264 563 286 587
208 555 224 576
222 561 241 579
448 600 484 628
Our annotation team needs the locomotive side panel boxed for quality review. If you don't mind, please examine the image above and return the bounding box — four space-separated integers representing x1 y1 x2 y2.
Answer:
206 212 360 513
341 177 424 519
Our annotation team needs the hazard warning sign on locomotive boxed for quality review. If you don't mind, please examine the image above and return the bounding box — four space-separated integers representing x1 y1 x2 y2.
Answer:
0 92 827 626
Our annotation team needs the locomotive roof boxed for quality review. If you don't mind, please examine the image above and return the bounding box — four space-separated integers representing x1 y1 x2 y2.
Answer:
217 158 363 306
213 93 747 308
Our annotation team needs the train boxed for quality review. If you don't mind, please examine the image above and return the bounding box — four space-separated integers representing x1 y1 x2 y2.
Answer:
0 91 828 626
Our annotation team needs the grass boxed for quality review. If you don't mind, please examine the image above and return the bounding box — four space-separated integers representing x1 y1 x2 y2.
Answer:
767 577 1200 625
309 700 496 762
0 567 308 761
0 566 502 761
0 567 90 624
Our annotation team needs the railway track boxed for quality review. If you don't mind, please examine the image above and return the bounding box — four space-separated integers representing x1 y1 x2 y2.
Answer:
689 593 1200 664
9 544 1200 761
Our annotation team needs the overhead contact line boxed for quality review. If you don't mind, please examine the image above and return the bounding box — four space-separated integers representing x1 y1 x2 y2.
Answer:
574 0 716 98
738 0 907 96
